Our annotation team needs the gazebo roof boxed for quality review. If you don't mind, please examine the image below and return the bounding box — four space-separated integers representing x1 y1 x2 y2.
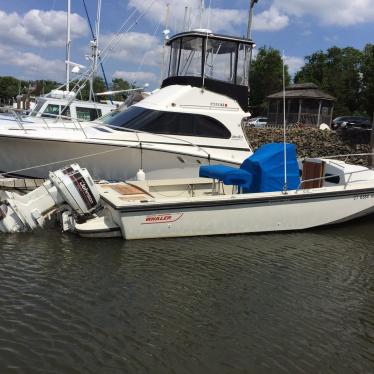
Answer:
267 83 336 101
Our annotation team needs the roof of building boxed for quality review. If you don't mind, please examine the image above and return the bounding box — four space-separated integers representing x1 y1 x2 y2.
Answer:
267 83 336 101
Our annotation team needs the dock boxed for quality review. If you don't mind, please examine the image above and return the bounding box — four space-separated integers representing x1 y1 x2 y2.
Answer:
0 176 45 191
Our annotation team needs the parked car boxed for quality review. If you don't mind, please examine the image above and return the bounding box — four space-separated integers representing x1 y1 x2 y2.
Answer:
248 116 268 128
332 116 371 130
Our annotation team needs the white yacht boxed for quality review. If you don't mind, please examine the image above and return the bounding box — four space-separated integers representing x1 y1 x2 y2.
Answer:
0 30 254 181
1 90 115 126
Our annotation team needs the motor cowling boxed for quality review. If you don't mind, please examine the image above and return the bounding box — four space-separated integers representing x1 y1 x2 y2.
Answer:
0 164 100 233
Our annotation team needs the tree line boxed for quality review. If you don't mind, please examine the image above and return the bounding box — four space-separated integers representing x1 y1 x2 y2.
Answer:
0 76 132 103
0 43 373 119
249 44 374 120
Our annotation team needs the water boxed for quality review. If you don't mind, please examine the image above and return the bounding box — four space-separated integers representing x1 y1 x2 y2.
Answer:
1 220 374 373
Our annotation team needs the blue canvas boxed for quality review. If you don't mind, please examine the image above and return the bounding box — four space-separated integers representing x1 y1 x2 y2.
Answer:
199 143 300 193
240 143 300 193
199 165 253 189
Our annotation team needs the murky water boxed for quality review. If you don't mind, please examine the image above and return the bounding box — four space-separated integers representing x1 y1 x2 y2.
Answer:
1 219 374 373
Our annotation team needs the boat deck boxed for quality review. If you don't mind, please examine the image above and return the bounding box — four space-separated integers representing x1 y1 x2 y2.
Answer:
97 178 227 206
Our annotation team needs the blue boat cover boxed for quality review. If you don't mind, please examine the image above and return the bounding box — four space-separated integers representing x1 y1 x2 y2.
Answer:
240 143 300 193
199 143 300 193
199 165 253 189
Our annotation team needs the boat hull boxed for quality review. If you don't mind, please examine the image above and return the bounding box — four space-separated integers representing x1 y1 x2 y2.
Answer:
0 135 240 181
107 187 374 239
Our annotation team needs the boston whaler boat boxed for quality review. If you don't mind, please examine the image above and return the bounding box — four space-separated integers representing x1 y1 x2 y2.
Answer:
2 143 374 239
0 30 254 181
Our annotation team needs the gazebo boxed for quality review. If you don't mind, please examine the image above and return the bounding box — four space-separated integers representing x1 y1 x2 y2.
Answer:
266 83 336 127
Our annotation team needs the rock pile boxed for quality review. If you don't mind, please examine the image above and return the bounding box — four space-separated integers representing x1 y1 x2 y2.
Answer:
245 127 372 166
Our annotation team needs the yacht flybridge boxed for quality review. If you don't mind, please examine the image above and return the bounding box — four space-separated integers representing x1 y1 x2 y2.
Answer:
0 30 255 181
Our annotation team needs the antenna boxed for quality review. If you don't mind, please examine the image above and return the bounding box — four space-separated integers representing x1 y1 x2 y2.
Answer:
183 6 188 31
207 0 212 29
199 0 205 29
282 51 288 194
160 3 171 85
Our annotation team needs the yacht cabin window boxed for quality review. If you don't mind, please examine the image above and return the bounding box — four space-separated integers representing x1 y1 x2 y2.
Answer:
76 107 102 121
102 106 231 139
30 99 46 116
178 37 203 77
42 104 59 118
41 104 70 118
204 39 237 83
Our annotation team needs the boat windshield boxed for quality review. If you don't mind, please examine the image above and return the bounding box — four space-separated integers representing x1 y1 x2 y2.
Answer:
102 106 231 138
29 99 46 116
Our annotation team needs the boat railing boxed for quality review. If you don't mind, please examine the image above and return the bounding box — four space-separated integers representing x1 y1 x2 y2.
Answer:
297 166 374 191
8 110 27 133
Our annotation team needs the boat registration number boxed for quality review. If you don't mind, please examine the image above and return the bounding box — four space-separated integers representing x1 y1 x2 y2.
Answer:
354 193 374 200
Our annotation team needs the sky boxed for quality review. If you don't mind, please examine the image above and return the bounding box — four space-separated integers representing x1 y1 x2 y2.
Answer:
0 0 373 89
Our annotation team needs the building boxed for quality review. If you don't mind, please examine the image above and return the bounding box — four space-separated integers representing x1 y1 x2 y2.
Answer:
267 83 336 127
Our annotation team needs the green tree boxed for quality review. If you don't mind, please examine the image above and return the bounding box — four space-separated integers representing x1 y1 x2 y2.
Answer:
78 76 106 101
295 47 363 116
249 47 290 116
33 80 61 96
361 44 374 121
0 76 21 99
111 77 132 101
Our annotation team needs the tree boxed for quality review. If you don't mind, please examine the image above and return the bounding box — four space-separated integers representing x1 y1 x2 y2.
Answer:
111 77 132 101
249 47 290 116
78 76 106 101
295 47 363 116
33 80 61 96
0 76 21 99
361 44 374 121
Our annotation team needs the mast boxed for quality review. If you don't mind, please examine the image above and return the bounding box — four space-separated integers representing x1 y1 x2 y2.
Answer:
66 0 71 92
89 0 102 102
246 0 259 110
282 51 288 193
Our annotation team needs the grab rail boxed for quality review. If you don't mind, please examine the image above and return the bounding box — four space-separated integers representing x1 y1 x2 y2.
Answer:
8 110 27 134
297 167 373 191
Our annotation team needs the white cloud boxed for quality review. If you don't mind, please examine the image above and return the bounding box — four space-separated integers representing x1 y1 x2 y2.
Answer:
252 6 289 31
127 0 253 33
113 70 158 84
0 43 65 80
100 32 162 67
324 35 339 43
273 0 374 25
285 56 304 75
0 9 88 48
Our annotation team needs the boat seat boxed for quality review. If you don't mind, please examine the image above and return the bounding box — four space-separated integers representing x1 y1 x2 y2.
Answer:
199 165 253 190
199 143 300 193
301 159 326 189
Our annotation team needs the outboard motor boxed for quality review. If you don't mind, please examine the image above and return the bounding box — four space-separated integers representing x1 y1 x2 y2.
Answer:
0 164 100 233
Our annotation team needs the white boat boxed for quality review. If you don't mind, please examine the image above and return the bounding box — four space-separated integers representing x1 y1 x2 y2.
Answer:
0 30 254 181
2 143 374 239
70 143 374 239
1 91 115 125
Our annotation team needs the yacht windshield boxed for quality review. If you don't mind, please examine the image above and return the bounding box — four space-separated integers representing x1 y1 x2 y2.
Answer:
29 99 46 116
102 106 231 139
